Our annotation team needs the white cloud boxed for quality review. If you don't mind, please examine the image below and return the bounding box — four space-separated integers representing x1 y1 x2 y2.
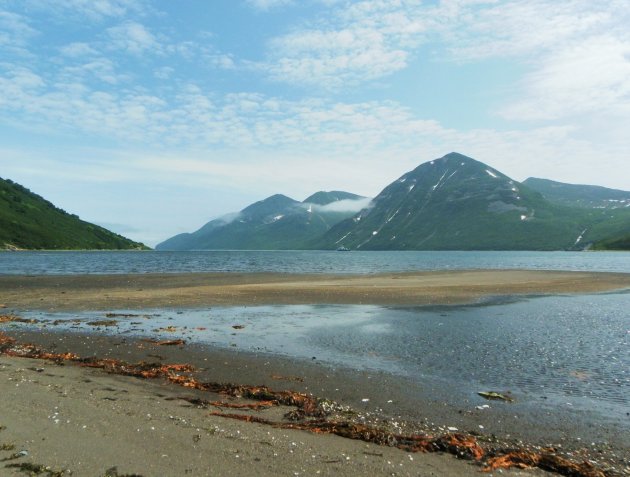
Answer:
245 0 293 11
59 42 99 58
445 0 615 60
25 0 147 21
106 21 160 55
0 9 37 55
309 197 373 213
265 27 408 88
257 0 630 118
59 58 126 85
260 1 429 88
3 56 628 192
500 35 630 120
436 1 630 122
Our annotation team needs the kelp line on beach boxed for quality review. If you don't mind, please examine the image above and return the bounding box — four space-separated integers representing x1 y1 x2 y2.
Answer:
0 326 617 477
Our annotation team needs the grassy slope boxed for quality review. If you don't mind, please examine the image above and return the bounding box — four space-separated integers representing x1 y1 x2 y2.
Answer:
592 234 630 250
0 177 147 250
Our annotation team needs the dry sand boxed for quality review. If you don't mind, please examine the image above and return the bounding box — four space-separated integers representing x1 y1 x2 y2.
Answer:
2 269 630 311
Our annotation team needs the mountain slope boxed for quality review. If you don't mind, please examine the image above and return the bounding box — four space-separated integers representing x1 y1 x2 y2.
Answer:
592 233 630 251
316 153 630 250
156 191 367 250
523 177 630 209
0 177 147 250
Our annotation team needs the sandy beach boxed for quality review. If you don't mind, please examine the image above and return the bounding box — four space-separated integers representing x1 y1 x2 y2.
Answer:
2 269 630 310
1 353 557 477
2 269 629 476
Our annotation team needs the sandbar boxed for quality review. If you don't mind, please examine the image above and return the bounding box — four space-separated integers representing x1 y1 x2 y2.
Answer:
2 269 630 311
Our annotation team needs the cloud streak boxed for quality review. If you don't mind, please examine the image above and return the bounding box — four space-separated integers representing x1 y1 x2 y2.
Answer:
309 197 373 214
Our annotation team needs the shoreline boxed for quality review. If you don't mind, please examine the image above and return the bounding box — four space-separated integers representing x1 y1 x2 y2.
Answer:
0 330 607 477
0 351 552 477
2 269 630 311
2 269 629 476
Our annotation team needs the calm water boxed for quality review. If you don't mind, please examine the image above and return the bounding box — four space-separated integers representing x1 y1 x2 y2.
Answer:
2 249 630 275
18 292 630 422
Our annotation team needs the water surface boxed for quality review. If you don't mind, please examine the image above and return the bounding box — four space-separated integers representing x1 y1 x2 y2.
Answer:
2 249 630 275
19 292 630 424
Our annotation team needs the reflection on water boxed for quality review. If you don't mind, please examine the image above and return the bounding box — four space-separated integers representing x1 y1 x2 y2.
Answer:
18 292 630 421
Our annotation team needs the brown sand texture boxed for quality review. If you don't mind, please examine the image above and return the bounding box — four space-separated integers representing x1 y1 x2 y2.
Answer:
2 269 630 311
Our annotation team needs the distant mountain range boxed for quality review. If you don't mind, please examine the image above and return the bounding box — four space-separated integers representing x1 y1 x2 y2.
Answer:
158 152 630 251
157 191 369 250
1 177 147 250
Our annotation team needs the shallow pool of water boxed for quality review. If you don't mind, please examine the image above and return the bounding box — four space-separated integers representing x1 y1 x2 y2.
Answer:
17 291 630 424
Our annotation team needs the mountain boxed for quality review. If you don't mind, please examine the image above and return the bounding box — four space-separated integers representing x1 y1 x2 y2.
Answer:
0 177 147 250
315 153 630 250
156 191 368 250
303 191 362 205
523 177 630 209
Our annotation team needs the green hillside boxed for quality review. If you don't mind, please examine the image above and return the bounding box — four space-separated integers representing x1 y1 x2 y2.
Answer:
0 177 147 250
316 153 630 250
592 234 630 251
523 177 630 209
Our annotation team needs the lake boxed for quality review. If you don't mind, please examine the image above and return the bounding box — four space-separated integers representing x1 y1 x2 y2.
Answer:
2 249 630 275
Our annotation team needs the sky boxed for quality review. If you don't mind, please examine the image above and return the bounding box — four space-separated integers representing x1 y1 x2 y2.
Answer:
1 0 629 246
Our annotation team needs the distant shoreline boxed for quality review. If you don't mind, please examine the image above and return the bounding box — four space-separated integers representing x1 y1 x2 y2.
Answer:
2 269 630 311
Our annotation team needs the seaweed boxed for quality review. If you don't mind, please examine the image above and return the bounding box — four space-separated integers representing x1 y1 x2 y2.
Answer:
478 391 514 402
484 451 608 477
4 462 65 477
0 315 38 324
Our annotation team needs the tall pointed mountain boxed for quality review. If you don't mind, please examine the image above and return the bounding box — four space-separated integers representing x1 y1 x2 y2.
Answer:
156 191 367 250
316 153 630 250
1 177 147 250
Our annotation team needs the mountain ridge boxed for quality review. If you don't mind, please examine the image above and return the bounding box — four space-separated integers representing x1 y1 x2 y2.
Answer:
317 153 630 250
156 190 368 250
523 177 630 209
157 153 630 251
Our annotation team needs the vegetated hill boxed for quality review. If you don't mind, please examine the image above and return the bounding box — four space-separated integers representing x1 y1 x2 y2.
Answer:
0 177 147 250
156 191 368 250
591 233 630 251
523 177 630 209
316 153 630 251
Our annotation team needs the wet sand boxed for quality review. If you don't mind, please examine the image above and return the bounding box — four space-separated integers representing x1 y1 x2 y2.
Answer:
0 352 558 477
2 269 630 311
2 270 630 476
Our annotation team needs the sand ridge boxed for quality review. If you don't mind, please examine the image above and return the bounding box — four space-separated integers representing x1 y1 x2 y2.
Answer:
2 269 630 311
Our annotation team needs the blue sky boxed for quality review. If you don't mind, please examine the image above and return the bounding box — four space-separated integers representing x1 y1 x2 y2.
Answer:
1 0 629 246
